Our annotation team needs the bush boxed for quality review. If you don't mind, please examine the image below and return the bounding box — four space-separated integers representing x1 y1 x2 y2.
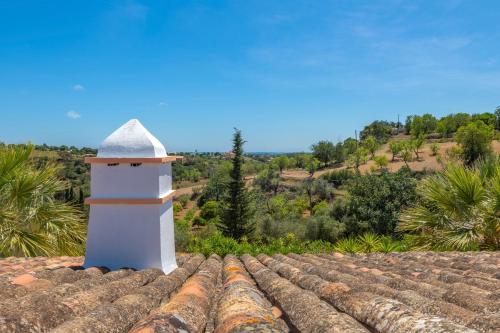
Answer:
192 216 207 226
430 143 439 156
183 208 196 223
305 214 346 243
455 121 494 166
173 202 183 215
312 201 328 215
200 200 220 220
177 194 190 208
321 169 356 188
174 219 192 252
341 169 418 236
187 233 336 257
332 233 410 254
256 215 307 241
373 155 389 170
398 160 500 251
333 237 362 254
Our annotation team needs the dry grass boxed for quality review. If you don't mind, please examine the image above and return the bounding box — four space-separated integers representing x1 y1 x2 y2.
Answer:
282 139 500 179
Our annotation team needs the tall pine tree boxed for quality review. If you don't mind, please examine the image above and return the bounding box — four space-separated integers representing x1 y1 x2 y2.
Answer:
220 129 254 239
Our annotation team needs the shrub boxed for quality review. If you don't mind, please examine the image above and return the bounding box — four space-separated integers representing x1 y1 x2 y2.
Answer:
455 121 494 166
398 159 500 251
183 208 196 223
333 237 362 254
174 219 192 252
305 214 346 243
357 233 381 253
187 233 326 257
192 216 207 226
430 143 439 156
312 201 329 215
177 194 190 208
342 169 418 236
0 144 86 256
200 200 220 220
373 155 389 170
173 202 183 215
321 169 355 188
256 215 307 241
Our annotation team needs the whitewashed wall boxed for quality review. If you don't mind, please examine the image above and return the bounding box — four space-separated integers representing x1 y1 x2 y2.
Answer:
84 201 177 272
91 163 172 198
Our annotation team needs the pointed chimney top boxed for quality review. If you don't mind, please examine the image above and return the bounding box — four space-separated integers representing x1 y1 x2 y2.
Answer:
97 119 167 158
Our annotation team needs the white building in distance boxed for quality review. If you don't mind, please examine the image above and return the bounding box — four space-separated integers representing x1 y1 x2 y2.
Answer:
83 119 181 273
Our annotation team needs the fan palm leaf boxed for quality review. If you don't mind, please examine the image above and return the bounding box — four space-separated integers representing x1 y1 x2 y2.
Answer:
0 144 86 256
398 158 500 250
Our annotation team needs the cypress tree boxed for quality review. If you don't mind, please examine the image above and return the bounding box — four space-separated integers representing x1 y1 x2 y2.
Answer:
220 129 254 239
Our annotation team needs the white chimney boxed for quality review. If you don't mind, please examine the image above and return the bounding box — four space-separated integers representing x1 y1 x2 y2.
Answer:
83 119 181 273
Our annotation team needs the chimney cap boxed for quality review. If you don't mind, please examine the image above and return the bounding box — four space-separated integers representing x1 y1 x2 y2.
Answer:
97 119 167 158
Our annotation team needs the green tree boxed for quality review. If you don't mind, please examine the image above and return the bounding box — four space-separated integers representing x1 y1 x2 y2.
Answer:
411 134 424 160
363 135 379 159
343 138 358 155
254 166 280 195
344 169 418 235
430 143 439 156
389 141 402 161
359 121 393 143
220 129 254 239
333 142 346 163
374 155 389 171
455 121 494 166
471 112 496 127
347 147 368 171
197 162 231 207
200 200 220 220
400 141 413 168
274 156 290 174
311 140 335 167
306 157 320 177
399 160 500 250
0 145 86 256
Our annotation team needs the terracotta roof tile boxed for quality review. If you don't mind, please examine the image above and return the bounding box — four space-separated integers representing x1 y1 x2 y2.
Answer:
0 252 497 332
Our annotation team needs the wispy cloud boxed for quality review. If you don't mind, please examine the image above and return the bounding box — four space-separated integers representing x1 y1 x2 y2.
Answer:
158 102 168 107
72 84 85 91
67 110 81 119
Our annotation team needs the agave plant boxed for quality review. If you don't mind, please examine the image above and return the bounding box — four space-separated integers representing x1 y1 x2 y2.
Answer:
0 144 86 256
378 236 407 253
398 158 500 251
357 233 381 253
333 237 362 254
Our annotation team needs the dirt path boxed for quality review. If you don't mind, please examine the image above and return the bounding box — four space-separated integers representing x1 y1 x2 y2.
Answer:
175 200 197 220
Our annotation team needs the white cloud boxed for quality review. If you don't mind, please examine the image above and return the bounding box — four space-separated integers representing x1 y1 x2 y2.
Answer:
158 102 168 107
67 110 81 119
73 84 85 91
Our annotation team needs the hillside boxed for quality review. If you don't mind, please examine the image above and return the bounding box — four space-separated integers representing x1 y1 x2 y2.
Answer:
281 139 500 181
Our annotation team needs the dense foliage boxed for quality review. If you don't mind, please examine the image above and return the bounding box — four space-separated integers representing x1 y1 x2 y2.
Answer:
455 121 494 166
399 159 500 251
0 145 86 256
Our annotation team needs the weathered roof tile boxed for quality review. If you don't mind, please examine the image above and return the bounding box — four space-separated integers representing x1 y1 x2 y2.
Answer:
0 252 497 333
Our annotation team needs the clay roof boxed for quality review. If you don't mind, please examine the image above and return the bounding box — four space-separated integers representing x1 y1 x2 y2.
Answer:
98 119 167 158
0 252 498 333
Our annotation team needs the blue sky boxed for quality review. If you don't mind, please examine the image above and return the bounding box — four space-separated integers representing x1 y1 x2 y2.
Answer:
1 1 499 152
